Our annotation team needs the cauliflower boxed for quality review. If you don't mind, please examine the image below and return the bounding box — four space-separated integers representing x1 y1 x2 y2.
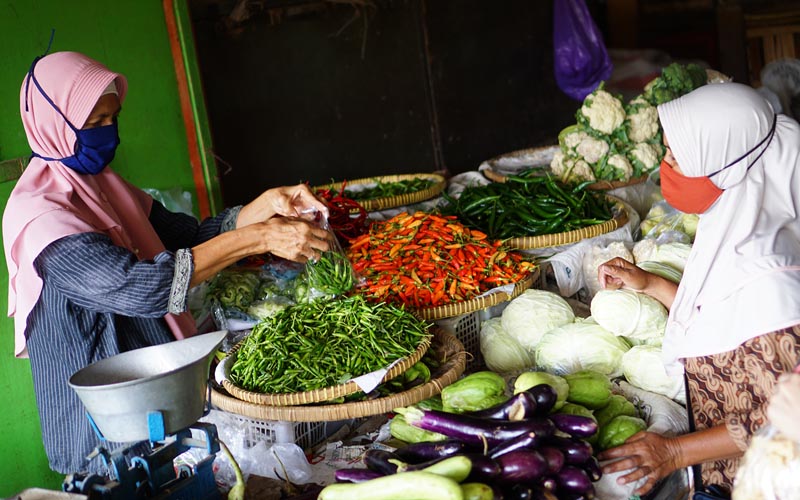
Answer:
578 89 625 135
550 151 596 183
558 125 610 165
627 142 662 174
576 135 610 165
607 154 633 181
625 97 660 143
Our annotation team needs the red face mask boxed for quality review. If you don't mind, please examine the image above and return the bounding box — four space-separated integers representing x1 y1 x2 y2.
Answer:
660 159 723 214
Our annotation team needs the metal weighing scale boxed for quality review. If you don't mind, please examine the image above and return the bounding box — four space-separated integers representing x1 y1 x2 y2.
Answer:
62 330 228 500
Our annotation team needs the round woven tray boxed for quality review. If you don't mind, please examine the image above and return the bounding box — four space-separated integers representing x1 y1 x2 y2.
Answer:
504 201 629 250
313 173 446 212
210 327 466 422
414 267 539 321
221 329 432 406
480 145 650 191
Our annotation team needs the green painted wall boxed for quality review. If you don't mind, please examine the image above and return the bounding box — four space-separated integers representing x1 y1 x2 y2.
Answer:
0 1 195 494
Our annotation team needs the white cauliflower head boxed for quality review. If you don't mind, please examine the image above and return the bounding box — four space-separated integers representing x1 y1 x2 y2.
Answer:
626 97 660 143
607 154 633 181
550 151 596 183
628 142 662 173
576 136 610 165
562 130 590 151
580 89 625 135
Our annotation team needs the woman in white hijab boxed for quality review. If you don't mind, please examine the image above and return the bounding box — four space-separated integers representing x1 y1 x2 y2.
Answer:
596 82 800 496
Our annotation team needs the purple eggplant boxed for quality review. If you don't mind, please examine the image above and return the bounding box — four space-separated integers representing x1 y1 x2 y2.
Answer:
488 432 547 459
394 439 471 463
399 452 501 483
495 450 548 484
539 476 558 492
524 384 558 415
468 392 538 421
333 468 384 483
397 407 555 449
463 453 503 482
557 465 595 496
549 414 598 439
537 446 565 475
363 448 400 475
582 455 602 482
546 436 593 464
505 484 558 500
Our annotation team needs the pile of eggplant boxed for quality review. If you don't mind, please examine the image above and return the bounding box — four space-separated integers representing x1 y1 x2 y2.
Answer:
320 384 601 500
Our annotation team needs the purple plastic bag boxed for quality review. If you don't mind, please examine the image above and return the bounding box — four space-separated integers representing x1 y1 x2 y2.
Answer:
553 0 613 101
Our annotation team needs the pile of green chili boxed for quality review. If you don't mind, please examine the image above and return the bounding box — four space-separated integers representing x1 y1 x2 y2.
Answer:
441 171 615 240
229 295 431 394
343 178 435 201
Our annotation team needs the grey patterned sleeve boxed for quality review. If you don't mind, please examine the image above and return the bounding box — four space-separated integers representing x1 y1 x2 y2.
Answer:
221 205 243 233
169 248 194 314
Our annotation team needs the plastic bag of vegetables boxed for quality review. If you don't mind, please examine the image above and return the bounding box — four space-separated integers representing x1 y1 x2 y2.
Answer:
299 211 358 302
207 269 261 312
535 317 631 378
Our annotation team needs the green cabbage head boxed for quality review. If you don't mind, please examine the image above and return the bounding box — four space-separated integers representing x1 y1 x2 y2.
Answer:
501 290 575 352
479 317 534 374
590 289 667 341
535 318 631 378
622 345 686 404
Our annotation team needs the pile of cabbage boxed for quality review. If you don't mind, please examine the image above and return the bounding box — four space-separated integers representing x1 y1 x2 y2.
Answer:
480 288 685 404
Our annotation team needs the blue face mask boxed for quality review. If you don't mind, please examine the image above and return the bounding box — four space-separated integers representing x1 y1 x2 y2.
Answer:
26 59 120 175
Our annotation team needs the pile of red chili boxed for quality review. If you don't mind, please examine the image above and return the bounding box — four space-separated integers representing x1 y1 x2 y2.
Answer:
315 180 370 242
347 212 536 309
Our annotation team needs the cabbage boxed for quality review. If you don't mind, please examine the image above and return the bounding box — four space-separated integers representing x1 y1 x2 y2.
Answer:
636 261 682 284
500 290 575 352
590 289 667 341
479 318 534 374
534 318 631 377
633 240 691 274
622 345 686 404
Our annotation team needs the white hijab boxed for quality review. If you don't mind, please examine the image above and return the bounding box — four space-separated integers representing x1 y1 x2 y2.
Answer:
657 83 800 371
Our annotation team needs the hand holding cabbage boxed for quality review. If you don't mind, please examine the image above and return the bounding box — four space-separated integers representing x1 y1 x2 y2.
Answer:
597 257 678 310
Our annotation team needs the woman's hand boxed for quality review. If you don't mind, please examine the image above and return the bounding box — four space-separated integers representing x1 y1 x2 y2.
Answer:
597 257 651 291
255 216 332 263
237 184 329 228
597 257 679 309
598 431 684 496
767 373 800 442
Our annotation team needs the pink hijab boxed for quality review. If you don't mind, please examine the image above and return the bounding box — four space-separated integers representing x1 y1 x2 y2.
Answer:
3 51 196 358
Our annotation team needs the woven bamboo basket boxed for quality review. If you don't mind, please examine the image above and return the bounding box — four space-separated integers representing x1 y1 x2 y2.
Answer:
480 145 650 191
414 266 539 321
222 330 432 406
504 201 629 250
210 327 466 422
313 173 446 212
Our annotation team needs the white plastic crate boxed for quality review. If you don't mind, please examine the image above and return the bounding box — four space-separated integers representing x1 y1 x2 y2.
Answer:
226 415 329 451
204 411 358 453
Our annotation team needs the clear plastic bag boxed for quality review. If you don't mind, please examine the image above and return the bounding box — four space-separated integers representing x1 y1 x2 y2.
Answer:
638 199 698 243
733 424 800 500
298 209 358 303
553 0 613 101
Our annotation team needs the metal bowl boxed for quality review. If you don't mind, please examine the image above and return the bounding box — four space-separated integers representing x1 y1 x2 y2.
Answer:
69 330 227 442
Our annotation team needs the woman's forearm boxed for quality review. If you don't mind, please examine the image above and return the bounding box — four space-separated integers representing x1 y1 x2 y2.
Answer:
644 275 679 309
674 424 744 470
189 227 264 287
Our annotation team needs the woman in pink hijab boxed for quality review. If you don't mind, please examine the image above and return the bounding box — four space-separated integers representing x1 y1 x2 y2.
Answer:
2 51 331 474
